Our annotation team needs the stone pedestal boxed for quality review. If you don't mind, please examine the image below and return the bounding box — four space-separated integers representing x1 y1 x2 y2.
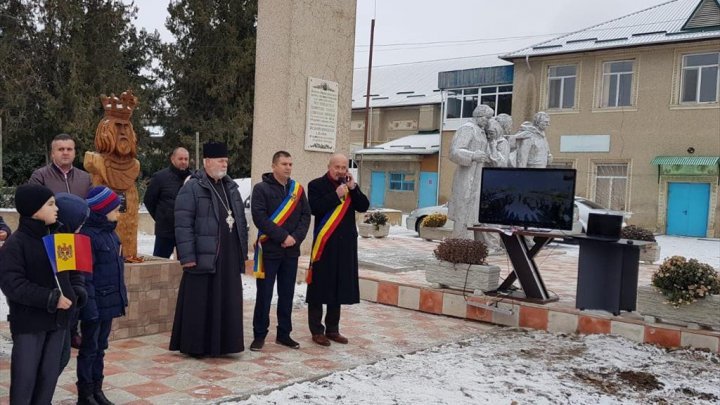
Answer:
419 226 452 241
426 261 500 292
358 223 390 238
109 258 183 341
639 243 660 263
637 285 720 330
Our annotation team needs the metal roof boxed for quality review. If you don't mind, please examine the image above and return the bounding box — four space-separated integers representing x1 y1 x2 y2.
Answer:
353 133 440 155
503 0 720 60
650 156 720 165
352 55 510 109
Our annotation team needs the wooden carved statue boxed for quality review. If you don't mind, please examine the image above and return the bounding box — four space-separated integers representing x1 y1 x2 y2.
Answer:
84 89 141 257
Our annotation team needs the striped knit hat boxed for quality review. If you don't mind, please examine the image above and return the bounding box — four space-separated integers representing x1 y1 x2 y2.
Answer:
86 186 121 215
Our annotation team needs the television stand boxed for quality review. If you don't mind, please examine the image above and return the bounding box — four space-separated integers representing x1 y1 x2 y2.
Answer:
470 226 562 304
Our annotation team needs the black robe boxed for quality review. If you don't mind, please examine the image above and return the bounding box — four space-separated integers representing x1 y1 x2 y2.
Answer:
169 180 244 356
306 174 369 305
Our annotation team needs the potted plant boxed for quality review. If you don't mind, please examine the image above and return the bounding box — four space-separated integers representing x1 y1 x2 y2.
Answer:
418 213 452 241
358 211 390 238
637 256 720 328
426 238 500 292
621 225 659 263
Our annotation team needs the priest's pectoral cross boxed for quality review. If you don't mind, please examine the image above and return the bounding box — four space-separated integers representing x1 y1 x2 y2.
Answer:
226 210 235 230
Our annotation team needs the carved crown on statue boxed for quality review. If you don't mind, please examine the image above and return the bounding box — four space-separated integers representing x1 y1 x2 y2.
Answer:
84 89 141 258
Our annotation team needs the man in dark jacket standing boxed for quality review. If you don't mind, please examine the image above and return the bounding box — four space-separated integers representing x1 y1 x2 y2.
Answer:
170 142 248 357
250 151 311 351
29 133 92 197
143 147 191 258
306 153 369 346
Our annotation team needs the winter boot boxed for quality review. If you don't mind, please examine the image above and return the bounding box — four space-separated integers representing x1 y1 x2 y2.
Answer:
93 378 115 405
76 382 100 405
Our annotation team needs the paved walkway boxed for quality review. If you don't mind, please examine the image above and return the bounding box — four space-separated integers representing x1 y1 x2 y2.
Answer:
0 264 493 403
0 233 665 404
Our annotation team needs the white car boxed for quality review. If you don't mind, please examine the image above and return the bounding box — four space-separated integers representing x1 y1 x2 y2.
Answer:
405 197 631 235
573 197 632 233
406 203 453 233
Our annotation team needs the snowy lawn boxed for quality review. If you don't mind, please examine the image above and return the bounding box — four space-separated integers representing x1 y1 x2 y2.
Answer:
228 328 720 405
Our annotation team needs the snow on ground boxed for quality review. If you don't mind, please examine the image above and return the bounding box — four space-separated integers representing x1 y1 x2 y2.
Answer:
229 328 720 405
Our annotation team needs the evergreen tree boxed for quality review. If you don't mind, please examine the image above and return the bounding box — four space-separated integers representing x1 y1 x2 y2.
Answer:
0 0 47 184
159 0 257 177
0 0 161 185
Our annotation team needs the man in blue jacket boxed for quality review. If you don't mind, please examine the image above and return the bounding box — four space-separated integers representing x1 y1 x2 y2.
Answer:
250 150 311 351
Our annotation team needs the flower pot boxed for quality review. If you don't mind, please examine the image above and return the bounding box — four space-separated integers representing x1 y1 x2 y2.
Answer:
638 242 660 263
418 226 452 242
358 223 390 238
425 260 500 292
637 285 720 329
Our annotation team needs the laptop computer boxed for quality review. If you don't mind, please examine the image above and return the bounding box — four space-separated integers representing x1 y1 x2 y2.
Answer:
585 213 623 241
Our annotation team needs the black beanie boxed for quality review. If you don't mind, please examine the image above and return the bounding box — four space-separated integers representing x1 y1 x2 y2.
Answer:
15 184 55 217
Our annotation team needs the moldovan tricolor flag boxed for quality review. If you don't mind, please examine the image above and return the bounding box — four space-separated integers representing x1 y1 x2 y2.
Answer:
42 233 93 274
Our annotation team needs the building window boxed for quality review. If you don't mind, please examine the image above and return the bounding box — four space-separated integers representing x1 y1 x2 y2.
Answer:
445 86 512 119
593 163 628 211
389 172 415 191
681 52 720 103
480 85 513 115
445 89 477 119
548 65 577 109
601 60 634 107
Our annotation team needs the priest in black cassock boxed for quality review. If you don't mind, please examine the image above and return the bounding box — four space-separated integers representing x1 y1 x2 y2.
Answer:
170 141 248 357
306 153 369 347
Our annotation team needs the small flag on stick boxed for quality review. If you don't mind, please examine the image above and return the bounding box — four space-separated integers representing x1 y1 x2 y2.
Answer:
42 234 93 274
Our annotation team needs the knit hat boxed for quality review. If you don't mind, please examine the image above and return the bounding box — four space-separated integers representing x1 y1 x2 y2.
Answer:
203 141 228 158
56 193 90 232
15 184 55 217
86 186 121 215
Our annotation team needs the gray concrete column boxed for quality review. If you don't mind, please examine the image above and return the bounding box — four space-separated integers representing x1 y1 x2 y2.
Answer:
252 0 358 252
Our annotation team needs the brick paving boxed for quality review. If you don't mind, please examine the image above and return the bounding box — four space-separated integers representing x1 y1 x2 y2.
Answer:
0 233 703 404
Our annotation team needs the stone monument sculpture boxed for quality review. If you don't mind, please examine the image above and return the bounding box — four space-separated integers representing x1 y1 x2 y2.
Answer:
486 115 512 168
448 104 493 239
84 90 141 257
514 111 552 168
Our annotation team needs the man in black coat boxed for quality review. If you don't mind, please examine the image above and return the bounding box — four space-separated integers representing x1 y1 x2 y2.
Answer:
169 142 248 357
250 151 311 351
306 153 369 346
143 147 192 258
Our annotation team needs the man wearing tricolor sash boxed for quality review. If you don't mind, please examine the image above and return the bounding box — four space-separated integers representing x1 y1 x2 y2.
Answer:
250 151 311 351
306 154 369 347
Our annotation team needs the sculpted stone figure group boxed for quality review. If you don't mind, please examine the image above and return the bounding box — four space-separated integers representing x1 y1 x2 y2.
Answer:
448 106 552 239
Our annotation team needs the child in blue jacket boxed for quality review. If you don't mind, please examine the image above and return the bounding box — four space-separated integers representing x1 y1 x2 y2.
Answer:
77 186 128 405
0 184 87 404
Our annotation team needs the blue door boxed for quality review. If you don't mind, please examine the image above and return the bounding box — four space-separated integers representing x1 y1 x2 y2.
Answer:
370 171 386 208
667 182 710 237
418 172 438 208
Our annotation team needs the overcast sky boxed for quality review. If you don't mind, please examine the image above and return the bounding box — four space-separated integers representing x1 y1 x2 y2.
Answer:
133 0 669 67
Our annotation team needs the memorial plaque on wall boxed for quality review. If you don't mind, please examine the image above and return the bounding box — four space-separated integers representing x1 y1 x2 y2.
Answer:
304 77 338 152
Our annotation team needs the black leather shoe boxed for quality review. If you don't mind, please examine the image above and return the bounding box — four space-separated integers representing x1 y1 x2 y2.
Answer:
275 335 300 349
250 338 265 351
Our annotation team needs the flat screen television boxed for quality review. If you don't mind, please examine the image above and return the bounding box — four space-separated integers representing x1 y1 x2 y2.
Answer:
478 167 577 230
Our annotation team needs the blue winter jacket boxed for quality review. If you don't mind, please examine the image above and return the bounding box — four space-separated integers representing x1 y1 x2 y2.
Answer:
79 212 128 321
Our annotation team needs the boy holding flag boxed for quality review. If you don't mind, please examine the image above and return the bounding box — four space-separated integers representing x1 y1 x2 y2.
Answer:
250 151 311 351
0 184 88 405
